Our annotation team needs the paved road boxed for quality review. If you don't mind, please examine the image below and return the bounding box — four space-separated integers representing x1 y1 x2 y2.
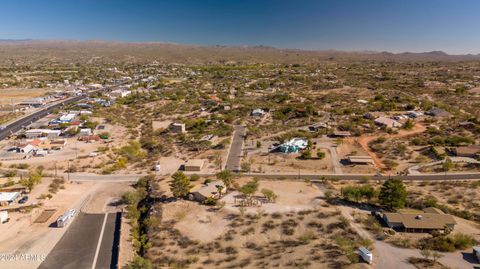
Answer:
38 212 121 269
0 95 86 141
225 125 246 172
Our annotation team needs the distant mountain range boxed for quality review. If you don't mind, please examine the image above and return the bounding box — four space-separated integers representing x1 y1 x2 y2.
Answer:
0 39 478 63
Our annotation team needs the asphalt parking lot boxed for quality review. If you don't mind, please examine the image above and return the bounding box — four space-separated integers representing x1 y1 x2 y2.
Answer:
38 212 120 269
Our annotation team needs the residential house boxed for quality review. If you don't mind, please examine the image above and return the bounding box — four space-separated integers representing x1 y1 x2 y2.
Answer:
183 159 204 171
170 123 186 133
426 108 451 118
453 145 480 158
278 138 308 153
79 128 92 136
25 129 61 139
374 117 402 128
347 156 375 165
190 180 226 202
0 192 20 206
330 131 352 137
383 208 456 233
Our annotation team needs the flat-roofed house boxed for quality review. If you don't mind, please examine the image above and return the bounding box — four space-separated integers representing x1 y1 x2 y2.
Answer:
170 123 186 133
0 192 20 206
453 145 480 158
25 129 61 139
191 180 226 202
184 159 204 171
347 156 375 165
374 117 402 128
383 208 456 233
330 131 352 137
426 108 451 118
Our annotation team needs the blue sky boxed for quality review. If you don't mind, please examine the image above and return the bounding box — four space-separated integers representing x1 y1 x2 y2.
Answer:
0 0 479 54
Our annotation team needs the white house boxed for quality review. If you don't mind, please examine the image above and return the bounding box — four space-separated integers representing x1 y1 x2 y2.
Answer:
191 180 226 202
374 117 402 128
25 129 61 139
79 128 92 136
0 192 20 205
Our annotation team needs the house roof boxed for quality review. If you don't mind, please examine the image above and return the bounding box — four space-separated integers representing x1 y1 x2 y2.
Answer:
374 117 402 127
332 131 351 137
423 207 445 214
347 156 375 164
0 192 20 202
455 146 480 155
427 108 451 117
384 212 456 229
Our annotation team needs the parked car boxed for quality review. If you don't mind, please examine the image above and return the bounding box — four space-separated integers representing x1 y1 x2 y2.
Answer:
18 196 29 204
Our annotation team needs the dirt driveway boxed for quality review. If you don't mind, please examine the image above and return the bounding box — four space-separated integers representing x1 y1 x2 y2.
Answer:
356 123 426 169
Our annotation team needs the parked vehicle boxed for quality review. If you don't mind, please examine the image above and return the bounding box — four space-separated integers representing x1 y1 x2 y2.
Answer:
473 246 480 262
56 209 76 228
154 164 161 172
18 196 29 204
0 211 9 224
358 247 373 264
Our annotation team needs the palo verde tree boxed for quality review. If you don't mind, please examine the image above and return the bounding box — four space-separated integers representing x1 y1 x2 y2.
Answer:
216 169 234 190
20 169 43 192
240 178 259 206
169 171 191 198
378 178 407 209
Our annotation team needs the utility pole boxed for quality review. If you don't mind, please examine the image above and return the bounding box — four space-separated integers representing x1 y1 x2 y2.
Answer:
67 160 70 182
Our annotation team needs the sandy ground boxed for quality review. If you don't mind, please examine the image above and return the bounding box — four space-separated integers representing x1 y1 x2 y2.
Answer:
162 179 326 242
0 88 51 105
247 151 334 173
0 181 98 269
356 123 426 170
338 139 378 174
0 179 132 269
81 182 133 213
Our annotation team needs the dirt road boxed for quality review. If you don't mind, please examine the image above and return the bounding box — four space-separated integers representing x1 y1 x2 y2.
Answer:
356 123 427 169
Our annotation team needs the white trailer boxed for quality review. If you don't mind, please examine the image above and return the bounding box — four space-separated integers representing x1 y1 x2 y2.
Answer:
0 211 9 223
358 246 373 264
56 209 76 228
473 246 480 262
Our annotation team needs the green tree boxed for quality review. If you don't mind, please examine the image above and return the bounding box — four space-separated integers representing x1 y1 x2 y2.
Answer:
403 119 415 130
169 171 191 198
240 178 259 206
125 256 153 269
378 178 407 209
216 170 234 189
442 157 454 172
261 188 278 202
20 170 43 192
316 150 326 159
301 149 312 159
